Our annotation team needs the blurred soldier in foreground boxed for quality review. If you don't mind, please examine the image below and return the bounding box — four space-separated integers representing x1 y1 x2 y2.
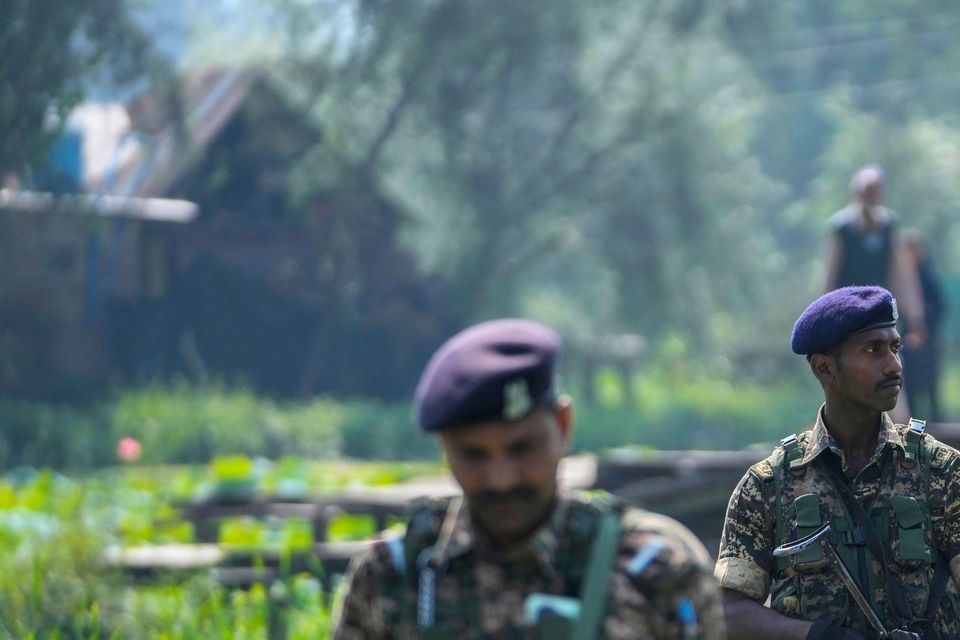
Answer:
332 318 724 639
716 287 960 640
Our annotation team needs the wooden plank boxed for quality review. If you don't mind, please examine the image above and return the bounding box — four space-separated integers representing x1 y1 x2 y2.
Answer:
104 543 224 570
596 449 761 490
0 188 199 222
106 541 372 575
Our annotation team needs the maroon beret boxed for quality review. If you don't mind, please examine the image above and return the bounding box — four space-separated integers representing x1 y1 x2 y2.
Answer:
414 319 561 432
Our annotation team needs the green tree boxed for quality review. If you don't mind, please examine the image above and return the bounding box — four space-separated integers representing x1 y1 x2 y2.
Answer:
714 3 960 354
280 0 782 348
723 2 960 192
0 0 158 176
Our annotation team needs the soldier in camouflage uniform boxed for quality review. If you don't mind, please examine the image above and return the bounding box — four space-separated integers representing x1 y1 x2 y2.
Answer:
332 319 725 639
716 286 960 640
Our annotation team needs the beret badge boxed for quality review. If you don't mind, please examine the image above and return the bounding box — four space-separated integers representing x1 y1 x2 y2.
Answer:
503 379 533 421
414 318 561 432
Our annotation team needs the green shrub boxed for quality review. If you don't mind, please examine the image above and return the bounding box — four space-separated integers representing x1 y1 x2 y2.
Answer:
0 400 113 470
337 401 436 460
574 368 820 452
5 356 940 472
110 383 343 464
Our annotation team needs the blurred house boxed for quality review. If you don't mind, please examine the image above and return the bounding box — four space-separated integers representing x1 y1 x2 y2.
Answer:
2 68 445 400
0 70 316 398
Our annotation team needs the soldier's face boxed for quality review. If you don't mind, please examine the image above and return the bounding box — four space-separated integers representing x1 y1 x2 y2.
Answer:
439 401 573 548
830 327 903 412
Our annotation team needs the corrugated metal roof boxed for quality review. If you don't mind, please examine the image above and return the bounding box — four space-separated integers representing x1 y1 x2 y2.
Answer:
77 68 255 199
4 68 256 222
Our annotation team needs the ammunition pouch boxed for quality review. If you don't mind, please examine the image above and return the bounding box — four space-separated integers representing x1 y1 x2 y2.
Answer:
889 496 931 568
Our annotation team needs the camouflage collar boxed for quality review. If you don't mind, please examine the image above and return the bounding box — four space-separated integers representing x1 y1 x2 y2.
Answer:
431 493 568 577
799 405 905 468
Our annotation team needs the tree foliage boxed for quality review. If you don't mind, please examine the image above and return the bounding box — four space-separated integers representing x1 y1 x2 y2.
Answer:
0 0 157 175
277 0 783 352
722 2 960 331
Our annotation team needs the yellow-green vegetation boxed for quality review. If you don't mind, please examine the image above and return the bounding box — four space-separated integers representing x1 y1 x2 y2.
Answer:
110 383 383 463
0 458 438 639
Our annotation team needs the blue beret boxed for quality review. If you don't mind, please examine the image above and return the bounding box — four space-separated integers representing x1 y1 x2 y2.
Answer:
414 319 561 432
791 286 899 355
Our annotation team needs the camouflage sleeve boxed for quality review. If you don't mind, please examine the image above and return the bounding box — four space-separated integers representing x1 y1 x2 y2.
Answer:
714 468 774 602
928 444 960 584
330 543 396 640
605 510 726 640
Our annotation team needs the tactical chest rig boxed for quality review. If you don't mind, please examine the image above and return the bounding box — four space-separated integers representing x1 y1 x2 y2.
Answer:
768 420 958 639
381 494 623 640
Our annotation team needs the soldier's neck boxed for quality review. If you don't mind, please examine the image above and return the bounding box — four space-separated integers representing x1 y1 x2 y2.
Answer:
822 404 881 469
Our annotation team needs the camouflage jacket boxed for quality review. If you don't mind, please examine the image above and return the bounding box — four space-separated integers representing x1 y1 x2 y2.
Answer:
332 491 725 639
716 408 960 638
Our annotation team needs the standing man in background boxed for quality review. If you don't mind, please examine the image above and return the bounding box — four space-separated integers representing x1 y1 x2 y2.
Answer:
717 286 960 640
822 164 927 422
332 318 724 639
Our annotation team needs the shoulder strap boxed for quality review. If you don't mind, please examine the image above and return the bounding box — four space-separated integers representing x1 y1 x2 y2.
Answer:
773 435 802 570
780 434 804 467
398 498 447 629
571 511 621 640
904 419 926 466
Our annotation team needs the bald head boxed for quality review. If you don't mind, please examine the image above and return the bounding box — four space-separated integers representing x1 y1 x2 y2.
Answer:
850 164 885 207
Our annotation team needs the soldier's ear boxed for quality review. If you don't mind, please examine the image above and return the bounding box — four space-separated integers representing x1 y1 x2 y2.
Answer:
554 394 574 450
808 353 836 384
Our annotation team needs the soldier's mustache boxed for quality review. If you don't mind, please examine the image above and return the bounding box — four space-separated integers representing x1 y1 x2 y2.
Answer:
877 375 903 390
472 486 537 507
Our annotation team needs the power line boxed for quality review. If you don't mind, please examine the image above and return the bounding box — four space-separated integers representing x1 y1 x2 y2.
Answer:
738 24 960 65
759 70 960 106
731 13 960 49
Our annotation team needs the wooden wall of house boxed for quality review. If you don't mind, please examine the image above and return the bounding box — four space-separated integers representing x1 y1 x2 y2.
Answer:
0 209 162 395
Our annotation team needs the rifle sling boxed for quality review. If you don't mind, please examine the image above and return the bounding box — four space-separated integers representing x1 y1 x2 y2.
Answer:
571 511 621 640
816 452 917 626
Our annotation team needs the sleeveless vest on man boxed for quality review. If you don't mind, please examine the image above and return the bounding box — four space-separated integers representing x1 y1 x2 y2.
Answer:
753 422 960 638
833 209 895 289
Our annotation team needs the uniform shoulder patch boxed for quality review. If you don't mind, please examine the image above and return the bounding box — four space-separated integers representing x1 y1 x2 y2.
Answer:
928 440 959 470
621 509 712 585
748 445 783 481
751 459 775 480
